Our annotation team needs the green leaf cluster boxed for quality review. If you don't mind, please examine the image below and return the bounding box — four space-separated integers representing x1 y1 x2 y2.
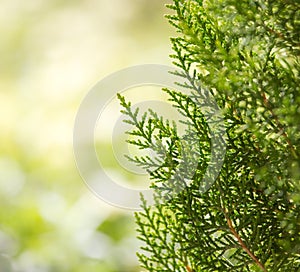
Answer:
119 0 300 271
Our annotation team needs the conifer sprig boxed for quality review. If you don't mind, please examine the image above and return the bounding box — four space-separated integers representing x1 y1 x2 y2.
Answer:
119 0 300 271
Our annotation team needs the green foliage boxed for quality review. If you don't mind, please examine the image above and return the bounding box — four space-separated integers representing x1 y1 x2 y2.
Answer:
119 0 300 271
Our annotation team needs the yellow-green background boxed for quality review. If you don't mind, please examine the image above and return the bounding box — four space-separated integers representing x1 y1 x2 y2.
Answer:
0 0 174 271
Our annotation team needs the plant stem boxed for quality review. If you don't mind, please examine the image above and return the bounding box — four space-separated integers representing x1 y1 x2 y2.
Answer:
224 212 268 272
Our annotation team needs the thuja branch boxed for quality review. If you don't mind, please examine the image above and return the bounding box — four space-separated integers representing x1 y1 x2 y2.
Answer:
132 0 300 271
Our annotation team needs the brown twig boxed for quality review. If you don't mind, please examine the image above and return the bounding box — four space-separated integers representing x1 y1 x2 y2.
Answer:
224 212 267 272
261 92 298 159
185 265 194 272
265 25 285 40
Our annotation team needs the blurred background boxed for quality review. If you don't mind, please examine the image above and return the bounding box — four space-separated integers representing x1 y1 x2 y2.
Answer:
0 0 175 271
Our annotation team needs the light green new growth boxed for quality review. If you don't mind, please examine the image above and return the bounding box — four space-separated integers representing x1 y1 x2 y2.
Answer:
119 0 300 271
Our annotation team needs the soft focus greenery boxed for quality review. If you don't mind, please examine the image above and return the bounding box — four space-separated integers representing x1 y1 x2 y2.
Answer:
0 1 174 271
